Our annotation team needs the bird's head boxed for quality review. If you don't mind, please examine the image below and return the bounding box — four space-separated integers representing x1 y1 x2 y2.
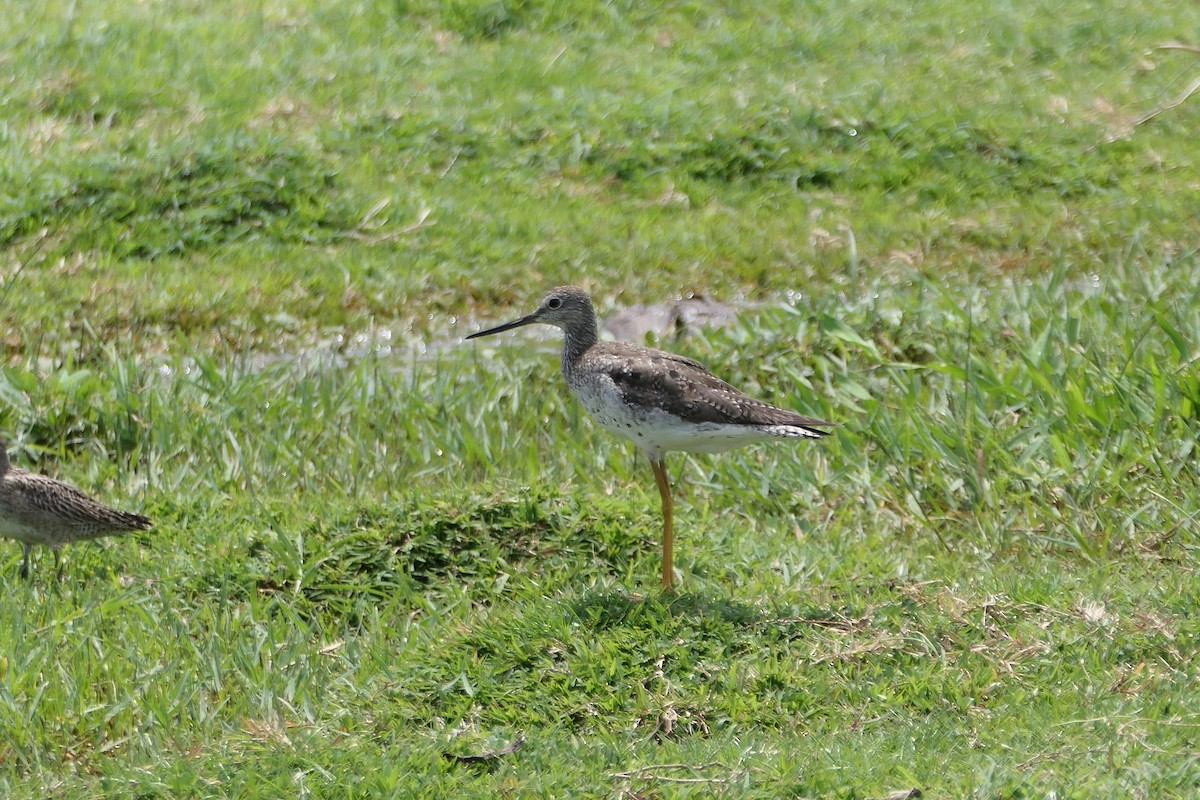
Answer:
466 285 595 339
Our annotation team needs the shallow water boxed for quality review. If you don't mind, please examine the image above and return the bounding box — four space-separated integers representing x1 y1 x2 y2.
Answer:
152 294 763 379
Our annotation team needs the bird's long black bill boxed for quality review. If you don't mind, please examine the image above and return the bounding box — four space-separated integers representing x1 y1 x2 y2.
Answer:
465 313 540 340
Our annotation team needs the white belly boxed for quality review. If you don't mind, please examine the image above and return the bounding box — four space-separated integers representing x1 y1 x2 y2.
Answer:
0 517 53 546
572 375 787 457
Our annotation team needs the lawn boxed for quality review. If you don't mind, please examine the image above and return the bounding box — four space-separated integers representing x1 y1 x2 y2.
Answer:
0 0 1198 797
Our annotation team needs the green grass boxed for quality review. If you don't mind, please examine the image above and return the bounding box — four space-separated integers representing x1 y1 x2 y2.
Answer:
1 0 1199 796
2 0 1199 352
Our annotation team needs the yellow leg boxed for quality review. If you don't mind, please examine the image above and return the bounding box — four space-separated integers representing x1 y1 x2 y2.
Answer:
651 459 674 591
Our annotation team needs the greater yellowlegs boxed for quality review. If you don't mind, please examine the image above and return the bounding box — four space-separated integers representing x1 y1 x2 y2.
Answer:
0 439 152 579
467 285 836 589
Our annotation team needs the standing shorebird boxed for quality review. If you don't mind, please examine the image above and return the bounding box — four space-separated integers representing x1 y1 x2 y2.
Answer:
0 439 152 579
467 285 836 589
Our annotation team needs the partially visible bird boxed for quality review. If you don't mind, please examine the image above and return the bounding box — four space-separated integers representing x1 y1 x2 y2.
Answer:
0 439 153 579
467 285 836 589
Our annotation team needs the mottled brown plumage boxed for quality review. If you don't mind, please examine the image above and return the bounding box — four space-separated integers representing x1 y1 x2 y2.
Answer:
467 285 836 589
0 440 152 579
580 345 831 438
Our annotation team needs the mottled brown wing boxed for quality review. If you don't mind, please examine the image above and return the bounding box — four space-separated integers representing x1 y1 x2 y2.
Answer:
6 470 152 532
590 344 835 434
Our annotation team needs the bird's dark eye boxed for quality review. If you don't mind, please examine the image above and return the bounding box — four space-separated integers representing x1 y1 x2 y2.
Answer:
547 298 562 309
